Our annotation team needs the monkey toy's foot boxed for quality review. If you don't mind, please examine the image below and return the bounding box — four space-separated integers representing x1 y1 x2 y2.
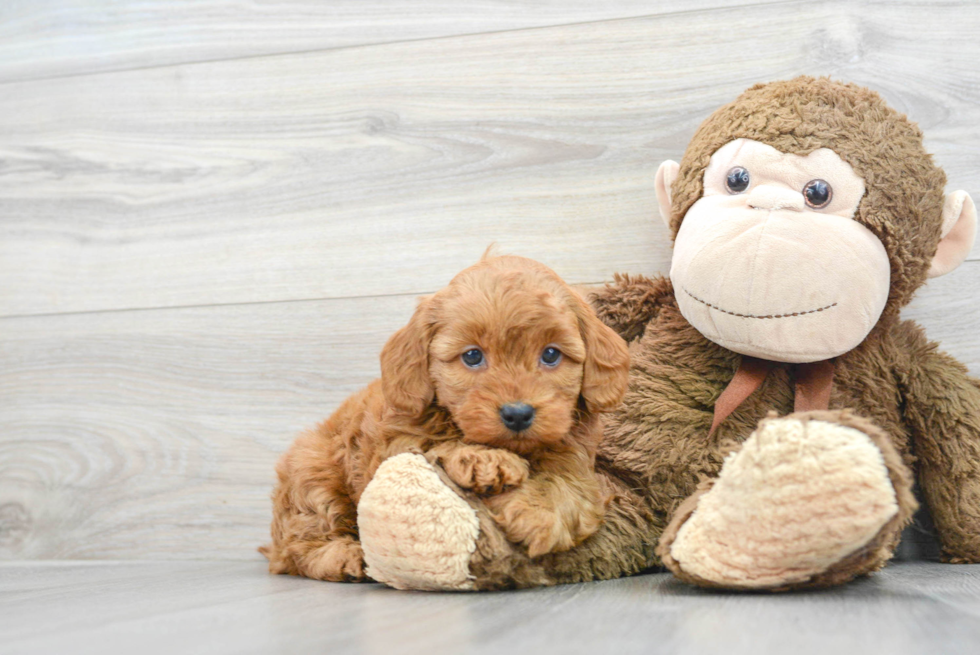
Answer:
357 453 482 590
658 410 916 590
357 453 553 591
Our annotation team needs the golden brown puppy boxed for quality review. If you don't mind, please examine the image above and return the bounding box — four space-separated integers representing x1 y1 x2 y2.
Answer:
261 255 630 581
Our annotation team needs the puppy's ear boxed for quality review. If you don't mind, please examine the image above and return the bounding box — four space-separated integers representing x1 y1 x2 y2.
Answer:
380 297 435 416
573 292 630 413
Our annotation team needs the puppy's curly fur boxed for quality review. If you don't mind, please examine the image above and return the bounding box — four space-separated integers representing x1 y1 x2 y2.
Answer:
261 255 630 581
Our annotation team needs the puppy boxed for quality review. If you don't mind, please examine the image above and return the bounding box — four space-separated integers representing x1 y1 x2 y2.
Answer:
261 255 630 581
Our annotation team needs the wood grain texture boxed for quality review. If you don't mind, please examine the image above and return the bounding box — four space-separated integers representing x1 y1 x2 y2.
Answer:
0 293 417 559
0 261 977 561
2 561 980 655
0 0 778 83
2 0 979 318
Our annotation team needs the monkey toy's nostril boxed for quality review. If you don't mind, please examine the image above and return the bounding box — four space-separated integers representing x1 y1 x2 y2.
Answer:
500 403 535 433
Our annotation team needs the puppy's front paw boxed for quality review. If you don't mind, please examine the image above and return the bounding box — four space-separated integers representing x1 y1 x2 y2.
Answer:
489 492 605 559
488 498 571 558
439 446 529 495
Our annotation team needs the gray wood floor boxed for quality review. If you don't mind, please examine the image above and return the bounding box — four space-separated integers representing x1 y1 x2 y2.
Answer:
2 561 979 655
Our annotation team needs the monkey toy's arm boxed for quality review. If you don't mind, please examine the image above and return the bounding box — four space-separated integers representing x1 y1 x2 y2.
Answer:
898 324 980 562
587 274 672 343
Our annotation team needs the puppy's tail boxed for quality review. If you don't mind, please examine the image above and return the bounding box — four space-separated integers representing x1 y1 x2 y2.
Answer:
259 543 292 575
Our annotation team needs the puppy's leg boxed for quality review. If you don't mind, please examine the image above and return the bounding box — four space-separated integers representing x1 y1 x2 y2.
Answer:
486 447 608 558
426 441 529 495
263 428 368 582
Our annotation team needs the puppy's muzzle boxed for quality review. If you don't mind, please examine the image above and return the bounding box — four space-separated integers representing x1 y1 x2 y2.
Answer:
499 403 535 433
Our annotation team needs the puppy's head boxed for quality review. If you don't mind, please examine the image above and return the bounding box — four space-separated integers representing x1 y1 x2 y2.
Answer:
380 256 629 451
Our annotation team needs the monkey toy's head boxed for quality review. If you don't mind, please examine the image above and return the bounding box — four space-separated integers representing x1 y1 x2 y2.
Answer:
655 77 977 363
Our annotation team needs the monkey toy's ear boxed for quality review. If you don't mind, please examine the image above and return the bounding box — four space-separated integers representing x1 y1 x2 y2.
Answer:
655 160 681 228
929 191 977 278
380 297 435 417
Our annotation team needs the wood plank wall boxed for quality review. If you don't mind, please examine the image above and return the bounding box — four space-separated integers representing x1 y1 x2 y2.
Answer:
1 0 978 560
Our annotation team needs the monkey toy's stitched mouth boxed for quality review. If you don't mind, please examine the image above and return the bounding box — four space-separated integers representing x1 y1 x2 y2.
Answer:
684 288 838 320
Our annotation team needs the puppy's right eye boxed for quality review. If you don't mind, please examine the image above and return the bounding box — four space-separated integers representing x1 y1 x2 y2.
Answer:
540 346 562 367
461 348 484 368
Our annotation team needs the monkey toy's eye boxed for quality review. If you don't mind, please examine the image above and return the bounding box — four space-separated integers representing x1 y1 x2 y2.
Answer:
540 346 562 367
461 348 484 368
803 179 833 208
725 167 751 194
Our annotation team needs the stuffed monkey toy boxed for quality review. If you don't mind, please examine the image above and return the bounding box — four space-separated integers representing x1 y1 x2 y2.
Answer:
355 77 980 591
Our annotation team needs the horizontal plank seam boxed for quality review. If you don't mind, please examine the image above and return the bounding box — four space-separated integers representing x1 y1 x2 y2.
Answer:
4 253 979 320
0 559 261 567
0 0 800 87
0 281 614 321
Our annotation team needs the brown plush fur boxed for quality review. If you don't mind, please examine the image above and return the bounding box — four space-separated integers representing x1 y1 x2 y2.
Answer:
261 255 630 579
409 77 980 590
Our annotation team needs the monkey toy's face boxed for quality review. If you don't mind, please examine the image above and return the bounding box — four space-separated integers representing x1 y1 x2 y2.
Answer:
664 138 890 363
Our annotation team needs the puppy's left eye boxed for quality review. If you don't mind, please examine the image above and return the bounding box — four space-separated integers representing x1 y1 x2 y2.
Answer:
540 347 562 367
461 348 484 368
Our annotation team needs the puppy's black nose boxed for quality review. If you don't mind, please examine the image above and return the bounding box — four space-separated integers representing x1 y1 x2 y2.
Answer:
500 403 535 433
